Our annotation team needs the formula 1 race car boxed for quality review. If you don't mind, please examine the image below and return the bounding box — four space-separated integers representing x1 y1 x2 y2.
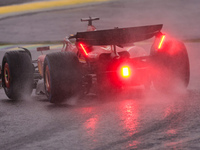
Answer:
0 17 190 103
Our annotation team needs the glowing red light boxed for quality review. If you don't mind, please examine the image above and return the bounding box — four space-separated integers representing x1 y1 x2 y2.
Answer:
121 66 130 78
79 43 88 56
158 35 165 49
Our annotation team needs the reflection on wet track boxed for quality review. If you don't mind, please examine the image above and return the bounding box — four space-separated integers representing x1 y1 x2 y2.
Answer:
0 86 200 149
82 107 99 142
119 100 139 149
67 89 200 149
120 100 139 137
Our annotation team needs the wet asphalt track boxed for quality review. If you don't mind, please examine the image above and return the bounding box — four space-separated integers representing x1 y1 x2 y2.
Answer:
0 0 200 149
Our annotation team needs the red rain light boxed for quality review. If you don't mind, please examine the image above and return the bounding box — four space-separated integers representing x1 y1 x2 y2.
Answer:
121 66 131 78
79 43 88 56
158 35 165 49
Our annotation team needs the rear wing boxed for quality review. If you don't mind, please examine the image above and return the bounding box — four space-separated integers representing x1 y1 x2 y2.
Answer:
72 24 163 45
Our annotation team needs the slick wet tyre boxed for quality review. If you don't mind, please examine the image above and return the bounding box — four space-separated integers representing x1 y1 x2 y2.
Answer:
43 52 82 103
151 40 190 92
2 51 34 100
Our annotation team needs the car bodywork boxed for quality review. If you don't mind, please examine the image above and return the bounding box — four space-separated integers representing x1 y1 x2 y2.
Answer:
0 17 190 102
36 18 163 91
38 19 162 86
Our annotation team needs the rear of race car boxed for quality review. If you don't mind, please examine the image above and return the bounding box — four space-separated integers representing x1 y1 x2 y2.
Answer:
75 25 189 93
74 25 163 89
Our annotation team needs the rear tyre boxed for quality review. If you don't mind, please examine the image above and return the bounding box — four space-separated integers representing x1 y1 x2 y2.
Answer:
151 40 190 92
2 51 33 100
43 52 82 103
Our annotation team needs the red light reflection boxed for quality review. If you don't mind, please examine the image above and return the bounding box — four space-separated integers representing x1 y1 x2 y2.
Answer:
163 104 183 149
166 129 177 135
80 107 99 142
119 100 140 148
84 115 98 139
121 100 139 136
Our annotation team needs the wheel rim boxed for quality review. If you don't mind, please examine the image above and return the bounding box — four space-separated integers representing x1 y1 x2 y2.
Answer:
45 65 51 93
4 63 10 88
